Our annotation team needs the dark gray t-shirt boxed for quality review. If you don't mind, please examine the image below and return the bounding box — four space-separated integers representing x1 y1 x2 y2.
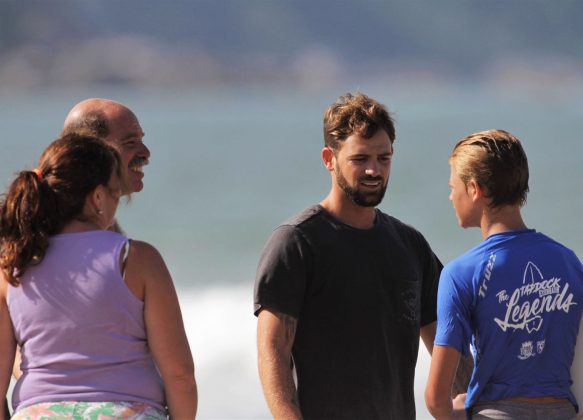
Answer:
254 205 442 420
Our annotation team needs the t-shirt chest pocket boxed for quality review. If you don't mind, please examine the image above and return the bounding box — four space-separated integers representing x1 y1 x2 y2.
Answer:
376 254 423 326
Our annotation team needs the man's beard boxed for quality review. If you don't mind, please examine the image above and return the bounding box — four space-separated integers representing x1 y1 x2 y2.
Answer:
336 168 387 207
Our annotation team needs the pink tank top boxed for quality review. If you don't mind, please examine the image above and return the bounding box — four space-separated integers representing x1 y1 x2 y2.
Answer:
8 230 165 411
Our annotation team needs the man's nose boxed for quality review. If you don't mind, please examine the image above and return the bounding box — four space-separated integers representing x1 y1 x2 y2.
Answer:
364 162 380 176
140 142 151 158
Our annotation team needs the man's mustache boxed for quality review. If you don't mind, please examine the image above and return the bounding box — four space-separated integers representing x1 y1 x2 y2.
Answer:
129 157 149 168
359 176 383 182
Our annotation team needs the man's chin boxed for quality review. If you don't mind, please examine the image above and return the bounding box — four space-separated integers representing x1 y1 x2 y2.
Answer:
356 192 385 207
126 177 144 193
128 172 144 192
127 169 145 193
358 200 381 208
348 197 382 208
132 181 144 192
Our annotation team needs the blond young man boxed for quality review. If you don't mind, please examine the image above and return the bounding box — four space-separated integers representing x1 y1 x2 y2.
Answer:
426 130 583 419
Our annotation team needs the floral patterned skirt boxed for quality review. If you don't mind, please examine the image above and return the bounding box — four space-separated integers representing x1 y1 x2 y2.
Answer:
11 401 167 420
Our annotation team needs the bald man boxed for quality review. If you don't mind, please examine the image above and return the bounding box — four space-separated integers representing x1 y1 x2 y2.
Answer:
62 98 150 193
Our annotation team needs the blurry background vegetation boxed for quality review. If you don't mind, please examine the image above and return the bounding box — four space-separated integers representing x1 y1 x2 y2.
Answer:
1 1 582 92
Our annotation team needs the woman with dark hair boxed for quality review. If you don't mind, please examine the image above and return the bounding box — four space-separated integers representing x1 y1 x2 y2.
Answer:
0 134 197 419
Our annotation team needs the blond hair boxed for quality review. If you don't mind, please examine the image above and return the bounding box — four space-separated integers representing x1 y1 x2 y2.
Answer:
450 129 529 208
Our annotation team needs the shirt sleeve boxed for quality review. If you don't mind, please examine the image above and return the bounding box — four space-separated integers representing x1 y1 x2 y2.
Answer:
253 224 312 319
418 234 443 327
434 263 473 356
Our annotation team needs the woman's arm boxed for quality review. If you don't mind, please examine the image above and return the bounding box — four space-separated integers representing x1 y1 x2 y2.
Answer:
425 345 466 420
125 241 197 419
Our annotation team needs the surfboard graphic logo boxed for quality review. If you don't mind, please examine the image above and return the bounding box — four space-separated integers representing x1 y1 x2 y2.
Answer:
523 261 543 286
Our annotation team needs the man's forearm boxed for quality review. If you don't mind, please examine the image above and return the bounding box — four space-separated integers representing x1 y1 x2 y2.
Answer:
259 348 301 420
257 309 302 419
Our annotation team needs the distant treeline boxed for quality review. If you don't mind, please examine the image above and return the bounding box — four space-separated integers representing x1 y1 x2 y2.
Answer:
1 0 582 89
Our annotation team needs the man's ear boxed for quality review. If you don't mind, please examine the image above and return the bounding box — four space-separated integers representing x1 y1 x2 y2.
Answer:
322 147 335 172
467 179 484 202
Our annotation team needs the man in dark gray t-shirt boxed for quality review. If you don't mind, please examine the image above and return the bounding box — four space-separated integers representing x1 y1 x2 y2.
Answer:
254 92 443 419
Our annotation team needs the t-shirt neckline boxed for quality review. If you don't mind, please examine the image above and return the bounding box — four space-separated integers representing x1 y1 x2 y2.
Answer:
315 204 381 232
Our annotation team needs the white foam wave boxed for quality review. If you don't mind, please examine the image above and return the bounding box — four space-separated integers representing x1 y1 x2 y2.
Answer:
179 285 270 419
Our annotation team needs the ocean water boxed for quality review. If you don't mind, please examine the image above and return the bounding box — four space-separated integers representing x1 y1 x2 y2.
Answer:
1 85 582 419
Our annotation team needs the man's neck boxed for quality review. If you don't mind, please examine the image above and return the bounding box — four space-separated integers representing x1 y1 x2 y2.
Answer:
480 205 527 239
320 192 377 229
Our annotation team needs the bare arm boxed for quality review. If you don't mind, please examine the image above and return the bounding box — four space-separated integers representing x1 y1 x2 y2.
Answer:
425 345 466 420
126 241 197 419
257 308 302 420
451 353 473 397
420 321 473 397
1 277 16 420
